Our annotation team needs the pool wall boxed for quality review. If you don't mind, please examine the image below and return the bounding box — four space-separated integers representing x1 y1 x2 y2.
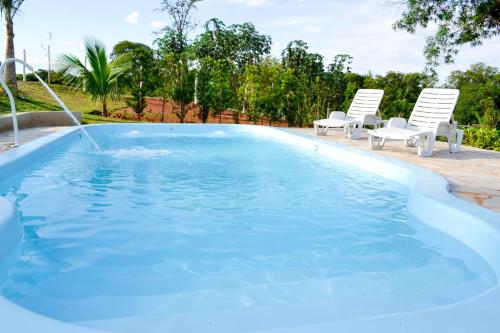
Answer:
0 124 499 333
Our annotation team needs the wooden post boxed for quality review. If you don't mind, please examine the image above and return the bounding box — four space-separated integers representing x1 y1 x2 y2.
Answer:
22 49 26 81
47 45 51 85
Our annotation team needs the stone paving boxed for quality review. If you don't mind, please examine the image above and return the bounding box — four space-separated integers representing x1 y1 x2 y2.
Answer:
0 127 67 152
1 126 499 213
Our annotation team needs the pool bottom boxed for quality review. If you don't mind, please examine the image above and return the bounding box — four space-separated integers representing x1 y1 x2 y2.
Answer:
67 281 491 333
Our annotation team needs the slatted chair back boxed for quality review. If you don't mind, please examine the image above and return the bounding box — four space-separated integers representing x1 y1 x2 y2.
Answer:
345 89 385 121
407 88 460 131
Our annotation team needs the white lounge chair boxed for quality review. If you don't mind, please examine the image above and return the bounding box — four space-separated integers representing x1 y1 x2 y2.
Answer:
367 88 462 157
313 89 384 138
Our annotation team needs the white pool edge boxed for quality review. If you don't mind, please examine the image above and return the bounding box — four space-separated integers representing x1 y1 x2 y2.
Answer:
0 123 499 333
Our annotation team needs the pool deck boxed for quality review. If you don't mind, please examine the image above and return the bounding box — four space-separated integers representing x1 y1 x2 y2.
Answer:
0 126 67 152
1 125 499 212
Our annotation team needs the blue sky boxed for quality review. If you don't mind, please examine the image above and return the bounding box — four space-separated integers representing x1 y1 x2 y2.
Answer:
2 0 499 81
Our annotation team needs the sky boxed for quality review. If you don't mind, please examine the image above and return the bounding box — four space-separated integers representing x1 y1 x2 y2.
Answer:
1 0 499 82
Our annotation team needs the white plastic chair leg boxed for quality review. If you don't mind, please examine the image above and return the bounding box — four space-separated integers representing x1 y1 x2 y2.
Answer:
314 123 328 136
448 129 463 153
416 135 435 157
405 138 417 147
368 134 385 150
346 123 362 139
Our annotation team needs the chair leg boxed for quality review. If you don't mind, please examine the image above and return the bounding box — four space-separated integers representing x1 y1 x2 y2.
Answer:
346 123 362 139
314 123 328 136
448 129 463 153
417 135 435 157
368 134 385 150
447 134 453 153
405 138 417 147
455 129 464 152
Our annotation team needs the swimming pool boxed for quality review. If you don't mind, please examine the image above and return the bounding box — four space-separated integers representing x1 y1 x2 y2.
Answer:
0 124 499 332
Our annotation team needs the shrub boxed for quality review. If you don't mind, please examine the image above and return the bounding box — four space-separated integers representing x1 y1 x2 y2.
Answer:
16 70 67 85
463 127 500 151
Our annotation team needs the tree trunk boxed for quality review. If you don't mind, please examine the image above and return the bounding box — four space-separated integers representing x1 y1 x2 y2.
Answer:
161 95 166 123
102 100 108 117
4 9 18 91
242 83 248 114
179 101 185 123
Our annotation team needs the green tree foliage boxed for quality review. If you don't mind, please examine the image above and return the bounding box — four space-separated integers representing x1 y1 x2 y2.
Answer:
281 41 330 126
197 58 235 123
156 0 201 122
193 18 238 61
112 41 156 120
446 63 500 128
156 39 195 123
363 71 436 119
231 22 272 69
192 18 272 122
157 0 203 50
394 0 500 68
58 39 128 117
240 58 285 125
324 54 353 116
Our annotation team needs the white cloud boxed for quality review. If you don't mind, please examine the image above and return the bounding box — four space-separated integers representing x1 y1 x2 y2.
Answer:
150 20 167 29
125 11 140 24
228 0 270 7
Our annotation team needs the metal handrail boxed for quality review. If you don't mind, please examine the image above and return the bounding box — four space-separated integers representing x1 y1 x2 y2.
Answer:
0 58 100 150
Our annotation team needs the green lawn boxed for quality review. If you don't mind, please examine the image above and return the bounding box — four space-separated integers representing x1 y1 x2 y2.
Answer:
0 81 129 124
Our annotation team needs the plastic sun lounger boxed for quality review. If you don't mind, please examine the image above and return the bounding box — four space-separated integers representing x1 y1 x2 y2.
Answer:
313 89 384 139
367 88 463 157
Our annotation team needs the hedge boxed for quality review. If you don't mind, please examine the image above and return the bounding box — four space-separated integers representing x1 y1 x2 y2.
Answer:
463 127 500 151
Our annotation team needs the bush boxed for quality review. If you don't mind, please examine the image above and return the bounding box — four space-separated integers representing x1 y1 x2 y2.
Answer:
463 127 500 151
15 70 67 85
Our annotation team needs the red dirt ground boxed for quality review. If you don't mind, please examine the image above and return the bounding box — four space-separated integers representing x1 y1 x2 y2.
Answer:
111 97 289 127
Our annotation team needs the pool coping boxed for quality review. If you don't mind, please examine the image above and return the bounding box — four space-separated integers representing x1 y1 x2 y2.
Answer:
0 123 499 333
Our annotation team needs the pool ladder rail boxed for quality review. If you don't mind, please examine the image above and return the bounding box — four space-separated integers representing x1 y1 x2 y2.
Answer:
0 58 100 151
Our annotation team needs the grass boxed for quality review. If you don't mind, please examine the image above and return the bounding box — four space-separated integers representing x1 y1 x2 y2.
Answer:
0 81 128 124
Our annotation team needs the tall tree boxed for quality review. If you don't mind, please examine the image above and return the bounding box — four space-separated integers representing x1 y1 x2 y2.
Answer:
393 0 500 68
156 0 202 122
1 0 25 90
281 41 325 126
230 22 272 69
446 63 499 128
156 28 195 123
193 18 238 61
324 54 353 117
59 39 129 117
157 0 202 51
112 41 156 121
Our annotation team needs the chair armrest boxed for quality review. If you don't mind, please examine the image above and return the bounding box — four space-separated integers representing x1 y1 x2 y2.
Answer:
329 111 346 120
386 117 407 129
434 121 452 136
362 114 382 126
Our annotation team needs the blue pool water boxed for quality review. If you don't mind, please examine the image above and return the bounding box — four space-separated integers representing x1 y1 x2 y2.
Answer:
0 126 496 332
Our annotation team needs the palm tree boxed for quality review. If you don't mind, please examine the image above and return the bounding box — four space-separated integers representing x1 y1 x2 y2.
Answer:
59 39 128 117
1 0 25 90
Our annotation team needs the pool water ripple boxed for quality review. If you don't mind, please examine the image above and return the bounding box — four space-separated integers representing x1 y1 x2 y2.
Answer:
0 130 496 329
